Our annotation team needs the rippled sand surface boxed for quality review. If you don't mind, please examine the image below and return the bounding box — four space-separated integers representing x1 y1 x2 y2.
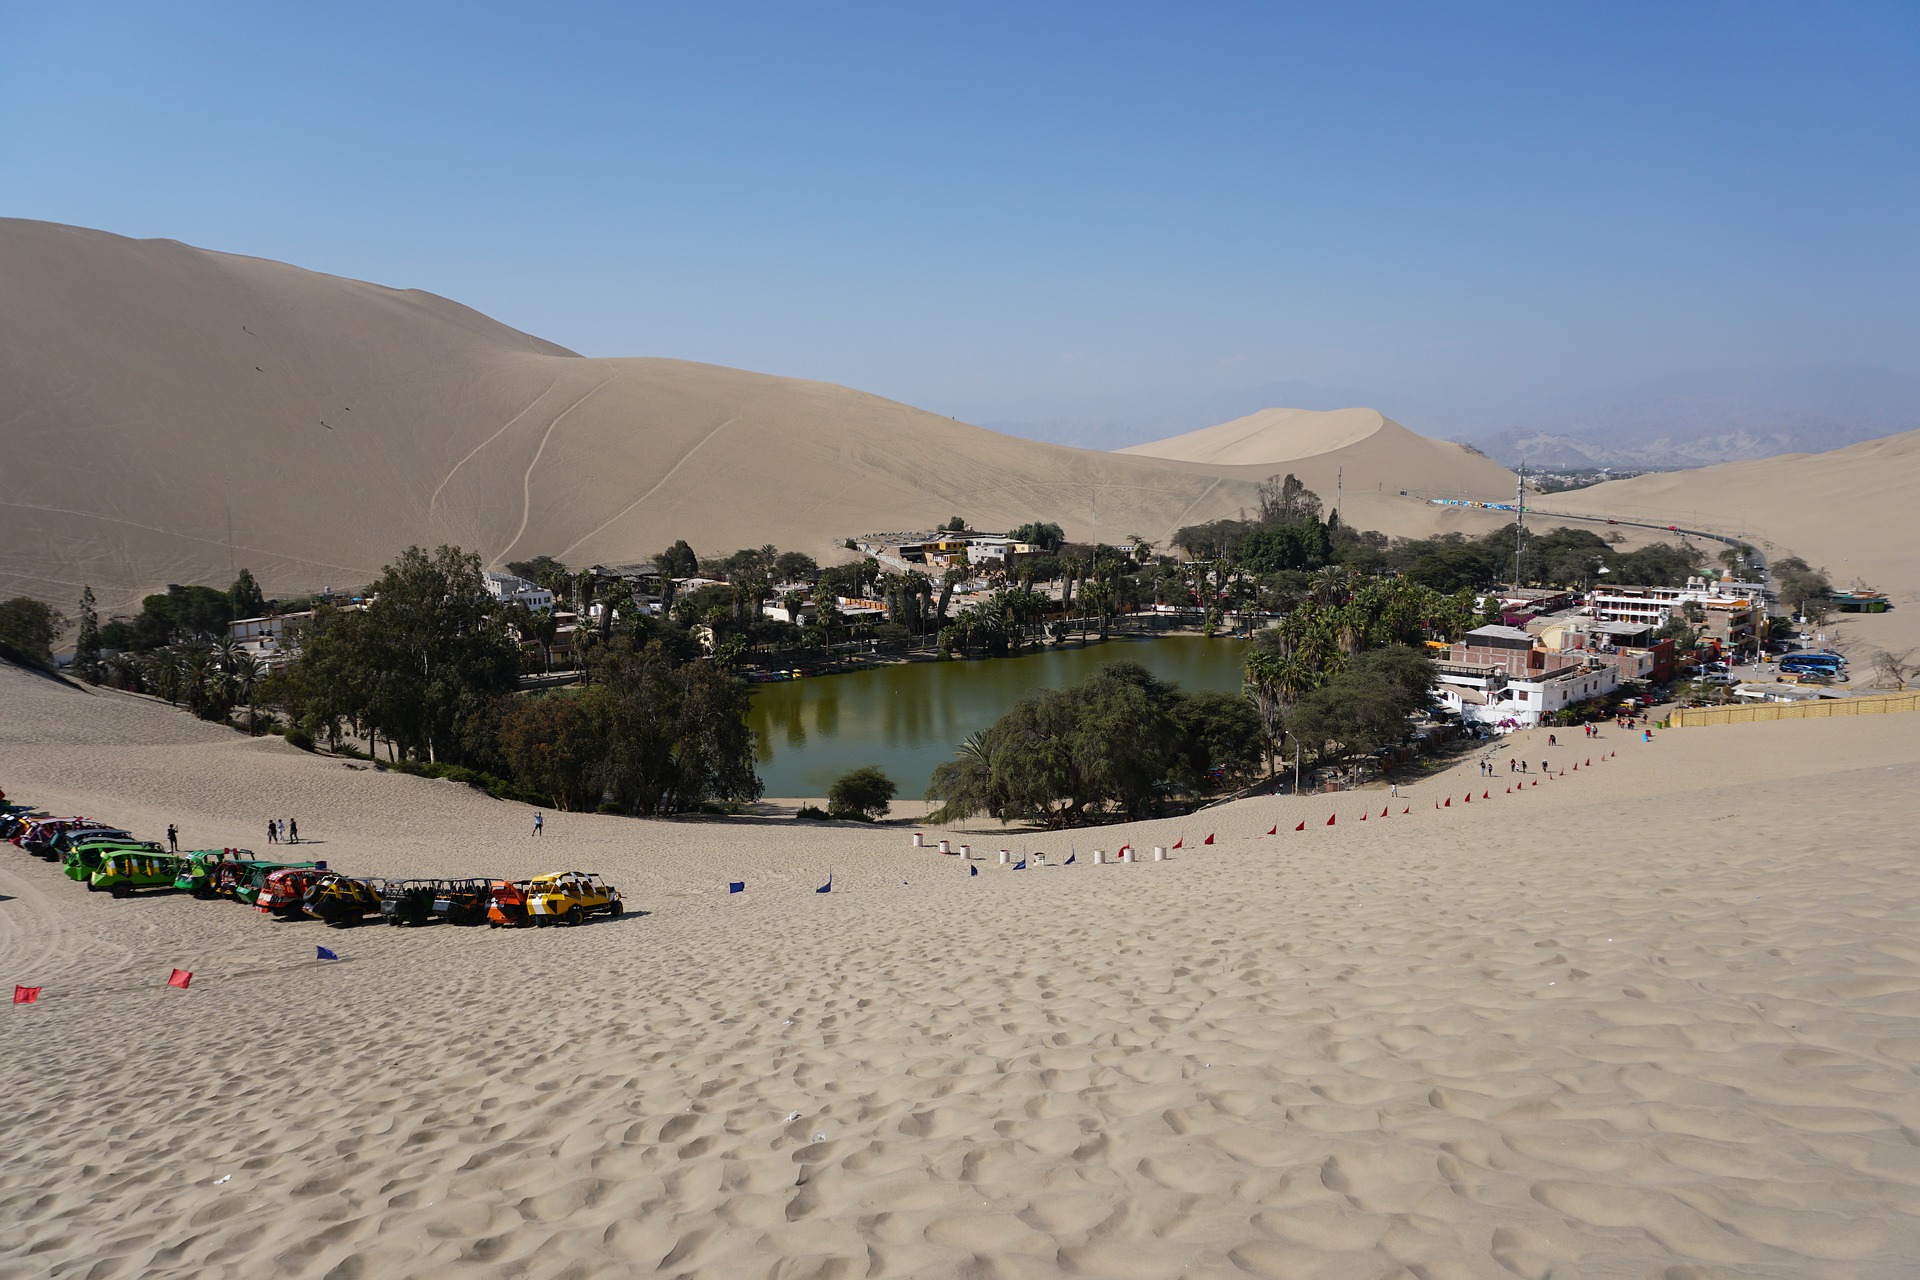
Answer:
4 663 1918 1277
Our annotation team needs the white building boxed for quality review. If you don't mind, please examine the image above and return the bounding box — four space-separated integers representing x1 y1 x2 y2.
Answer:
484 571 554 612
1589 576 1763 628
1443 660 1620 729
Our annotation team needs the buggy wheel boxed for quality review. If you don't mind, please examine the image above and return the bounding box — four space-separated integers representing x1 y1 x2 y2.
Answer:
607 901 624 918
86 880 102 892
111 884 131 899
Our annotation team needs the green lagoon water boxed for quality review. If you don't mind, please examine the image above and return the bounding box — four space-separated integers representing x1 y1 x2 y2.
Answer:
749 635 1249 798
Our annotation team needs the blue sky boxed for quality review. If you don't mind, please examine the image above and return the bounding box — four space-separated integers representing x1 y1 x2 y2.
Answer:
3 2 1916 440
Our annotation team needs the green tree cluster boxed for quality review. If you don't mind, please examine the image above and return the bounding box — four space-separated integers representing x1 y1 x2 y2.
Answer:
828 766 896 820
0 597 62 666
277 546 521 762
926 663 1264 827
1771 557 1833 620
496 640 760 815
1008 521 1066 552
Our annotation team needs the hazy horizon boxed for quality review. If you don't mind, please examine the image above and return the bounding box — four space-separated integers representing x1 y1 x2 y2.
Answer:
4 4 1916 446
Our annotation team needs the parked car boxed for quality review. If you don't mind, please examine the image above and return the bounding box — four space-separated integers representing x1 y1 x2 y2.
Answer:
380 880 446 927
303 873 385 927
215 858 317 904
431 879 494 926
64 838 163 884
91 851 186 898
174 848 254 897
486 879 533 928
525 871 624 926
257 866 334 918
22 819 121 859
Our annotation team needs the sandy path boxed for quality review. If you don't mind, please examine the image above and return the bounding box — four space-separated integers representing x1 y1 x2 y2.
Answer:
3 664 1919 1277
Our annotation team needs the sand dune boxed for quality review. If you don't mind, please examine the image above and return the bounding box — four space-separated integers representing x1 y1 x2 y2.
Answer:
5 660 1920 1276
3 220 1285 614
1551 428 1920 652
1120 406 1515 495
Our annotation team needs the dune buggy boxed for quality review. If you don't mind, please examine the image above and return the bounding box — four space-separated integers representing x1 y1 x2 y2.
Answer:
525 871 624 926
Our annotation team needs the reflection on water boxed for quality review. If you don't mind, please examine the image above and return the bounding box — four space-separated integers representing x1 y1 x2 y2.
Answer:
748 636 1248 798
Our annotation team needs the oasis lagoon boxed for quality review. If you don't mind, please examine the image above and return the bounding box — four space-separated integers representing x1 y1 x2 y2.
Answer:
749 635 1249 799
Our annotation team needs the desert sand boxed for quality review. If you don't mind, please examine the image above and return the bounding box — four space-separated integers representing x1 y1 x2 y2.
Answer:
6 658 1920 1277
0 221 1521 619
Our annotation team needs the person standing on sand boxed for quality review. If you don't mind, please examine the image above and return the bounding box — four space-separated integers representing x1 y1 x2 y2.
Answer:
288 818 298 845
533 811 544 838
266 818 277 845
166 823 178 852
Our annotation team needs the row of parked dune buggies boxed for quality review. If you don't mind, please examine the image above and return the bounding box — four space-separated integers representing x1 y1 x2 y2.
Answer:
2 803 625 929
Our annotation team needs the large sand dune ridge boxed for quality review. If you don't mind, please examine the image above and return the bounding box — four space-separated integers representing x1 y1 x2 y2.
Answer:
1 220 1533 614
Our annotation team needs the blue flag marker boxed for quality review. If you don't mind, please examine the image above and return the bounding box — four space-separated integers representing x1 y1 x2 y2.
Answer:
729 881 745 894
1064 850 1076 866
316 946 338 961
1013 859 1026 870
816 872 832 894
969 864 978 876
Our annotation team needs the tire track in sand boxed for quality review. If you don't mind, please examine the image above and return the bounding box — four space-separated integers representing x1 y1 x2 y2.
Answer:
555 414 742 560
494 372 623 566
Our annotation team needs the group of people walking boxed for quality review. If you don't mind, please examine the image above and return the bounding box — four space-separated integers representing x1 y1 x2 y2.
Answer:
264 817 299 845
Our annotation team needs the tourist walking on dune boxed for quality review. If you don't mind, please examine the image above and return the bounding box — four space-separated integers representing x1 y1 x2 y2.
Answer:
532 811 544 838
288 818 298 845
166 823 178 852
266 818 278 844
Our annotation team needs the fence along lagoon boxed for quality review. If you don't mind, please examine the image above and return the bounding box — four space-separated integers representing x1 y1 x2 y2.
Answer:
748 635 1249 800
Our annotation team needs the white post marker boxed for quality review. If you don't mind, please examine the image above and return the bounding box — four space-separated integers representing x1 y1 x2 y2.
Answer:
997 849 1010 865
960 843 971 859
1093 849 1107 864
1153 846 1167 861
938 839 951 855
912 832 924 848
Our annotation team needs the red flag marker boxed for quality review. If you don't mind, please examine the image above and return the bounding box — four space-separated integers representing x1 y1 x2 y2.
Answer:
1291 821 1303 832
1505 786 1511 794
1402 806 1410 814
1380 807 1388 818
1532 779 1539 787
1203 833 1214 845
1586 759 1591 766
1172 838 1183 849
167 969 192 990
13 985 40 1004
1359 811 1367 821
1444 797 1451 807
1482 791 1489 800
1119 843 1131 857
1267 824 1279 836
1463 793 1471 804
1326 814 1336 826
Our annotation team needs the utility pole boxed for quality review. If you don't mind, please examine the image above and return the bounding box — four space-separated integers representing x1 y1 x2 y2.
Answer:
1512 463 1527 592
1335 466 1343 526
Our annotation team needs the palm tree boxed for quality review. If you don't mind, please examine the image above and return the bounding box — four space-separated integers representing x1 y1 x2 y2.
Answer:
231 653 265 733
1309 566 1353 607
144 647 183 704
